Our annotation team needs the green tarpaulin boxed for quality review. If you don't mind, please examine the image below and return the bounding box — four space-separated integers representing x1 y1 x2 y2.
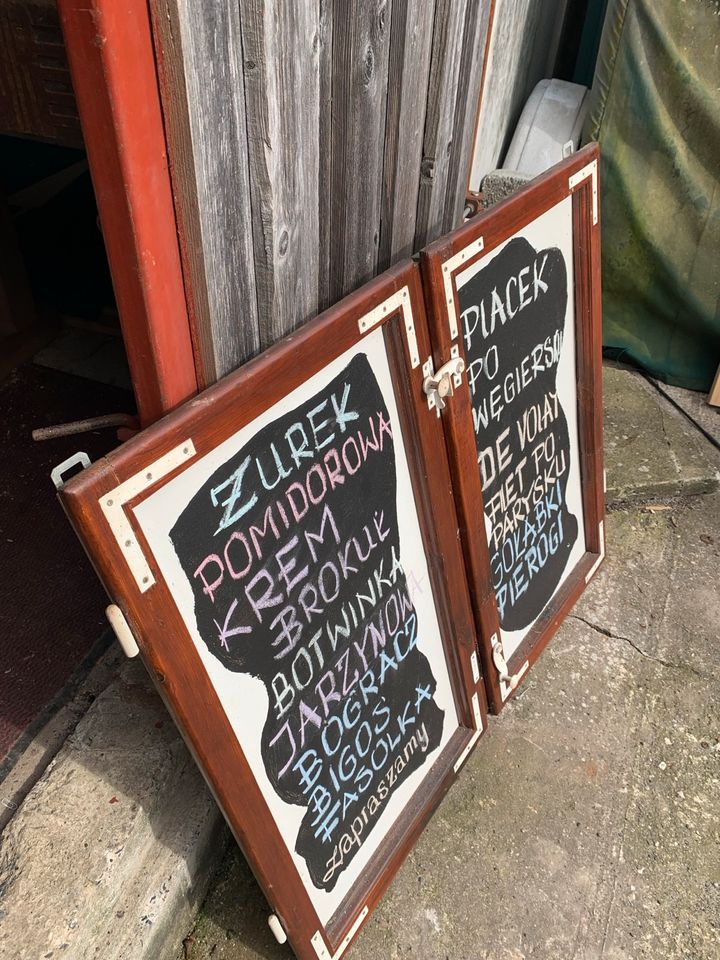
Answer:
583 0 720 391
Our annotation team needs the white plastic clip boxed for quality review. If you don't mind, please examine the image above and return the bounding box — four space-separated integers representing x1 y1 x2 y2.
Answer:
51 451 91 489
268 915 287 944
106 604 139 658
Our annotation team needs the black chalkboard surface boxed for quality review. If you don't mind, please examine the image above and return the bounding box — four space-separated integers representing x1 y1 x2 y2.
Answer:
461 234 580 633
169 352 446 893
58 262 486 960
421 145 605 714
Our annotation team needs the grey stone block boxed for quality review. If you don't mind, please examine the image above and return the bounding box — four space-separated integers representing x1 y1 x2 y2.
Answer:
604 365 720 504
650 378 720 449
0 659 227 960
480 168 532 208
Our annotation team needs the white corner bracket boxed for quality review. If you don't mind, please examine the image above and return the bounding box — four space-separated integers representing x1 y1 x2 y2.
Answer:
453 644 485 773
584 520 606 584
491 634 529 702
357 286 419 368
568 158 598 225
311 906 369 960
100 439 196 593
470 649 480 685
442 236 484 340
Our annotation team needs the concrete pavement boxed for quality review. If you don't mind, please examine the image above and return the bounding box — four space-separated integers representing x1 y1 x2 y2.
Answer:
604 365 719 504
1 365 718 960
181 370 720 960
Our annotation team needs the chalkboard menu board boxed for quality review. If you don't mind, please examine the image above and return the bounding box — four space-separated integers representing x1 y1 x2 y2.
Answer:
421 145 605 714
58 263 485 960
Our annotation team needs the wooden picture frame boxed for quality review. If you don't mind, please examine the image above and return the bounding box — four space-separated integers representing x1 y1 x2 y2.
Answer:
56 261 486 960
421 144 605 715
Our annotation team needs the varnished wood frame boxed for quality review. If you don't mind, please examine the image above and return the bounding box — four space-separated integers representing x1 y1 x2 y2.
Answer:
421 144 605 715
58 0 198 424
58 261 486 960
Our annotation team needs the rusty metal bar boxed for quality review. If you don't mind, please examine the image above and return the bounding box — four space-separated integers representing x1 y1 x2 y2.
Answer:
32 414 139 441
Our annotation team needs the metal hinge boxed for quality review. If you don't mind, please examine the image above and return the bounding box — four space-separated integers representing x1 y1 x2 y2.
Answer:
422 345 465 416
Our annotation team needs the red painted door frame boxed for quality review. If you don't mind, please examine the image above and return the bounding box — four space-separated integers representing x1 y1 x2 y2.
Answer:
58 0 198 426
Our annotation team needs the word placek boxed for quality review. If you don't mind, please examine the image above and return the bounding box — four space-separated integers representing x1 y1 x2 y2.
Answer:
421 144 604 713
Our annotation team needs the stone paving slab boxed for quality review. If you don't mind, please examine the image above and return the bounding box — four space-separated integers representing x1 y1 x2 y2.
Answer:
604 365 720 505
650 379 720 449
181 495 720 960
3 362 718 960
0 638 122 835
0 659 228 960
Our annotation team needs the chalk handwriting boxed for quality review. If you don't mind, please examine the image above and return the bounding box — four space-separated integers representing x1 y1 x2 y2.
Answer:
458 237 579 631
170 354 444 891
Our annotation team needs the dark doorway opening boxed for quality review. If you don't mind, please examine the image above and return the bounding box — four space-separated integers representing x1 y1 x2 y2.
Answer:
0 133 136 770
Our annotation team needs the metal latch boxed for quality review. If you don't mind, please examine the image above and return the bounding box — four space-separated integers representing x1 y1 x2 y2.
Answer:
488 632 530 700
422 346 465 416
491 635 522 693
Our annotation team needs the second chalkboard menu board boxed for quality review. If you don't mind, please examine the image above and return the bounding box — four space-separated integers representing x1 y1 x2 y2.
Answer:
421 145 605 714
57 262 486 960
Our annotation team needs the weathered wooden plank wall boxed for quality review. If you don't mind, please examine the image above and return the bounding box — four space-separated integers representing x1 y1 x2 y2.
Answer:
317 0 333 311
150 0 493 385
468 0 570 191
413 0 469 250
379 0 436 266
327 1 392 305
151 0 260 387
445 0 494 223
241 1 321 350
